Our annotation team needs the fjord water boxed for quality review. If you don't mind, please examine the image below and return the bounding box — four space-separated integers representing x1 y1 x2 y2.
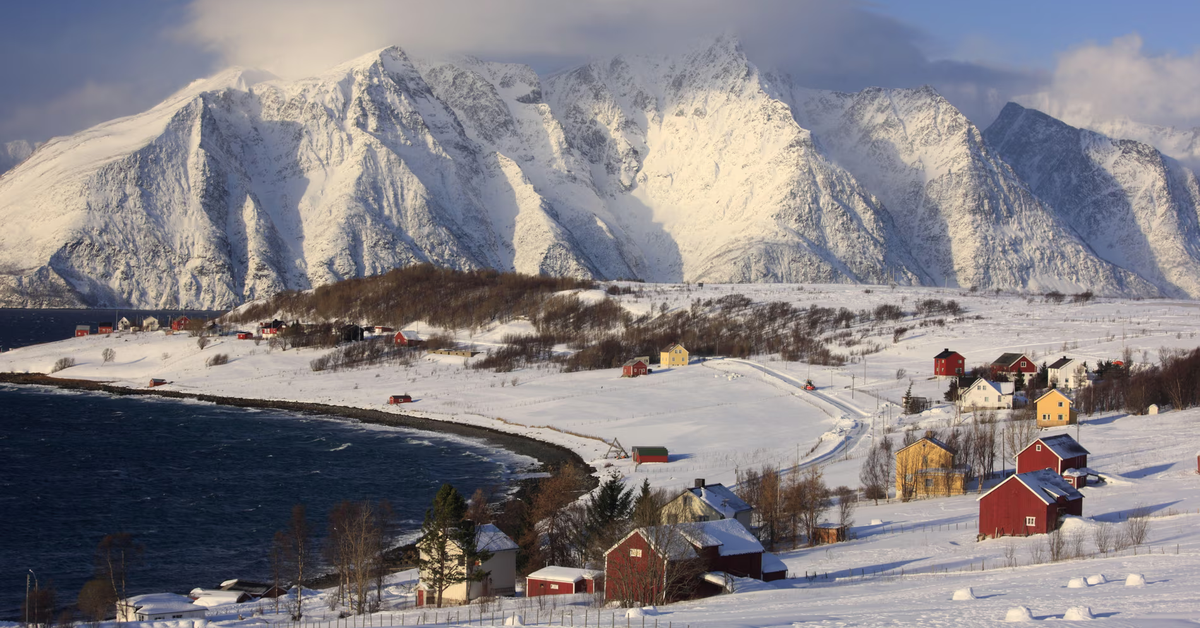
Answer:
0 384 520 619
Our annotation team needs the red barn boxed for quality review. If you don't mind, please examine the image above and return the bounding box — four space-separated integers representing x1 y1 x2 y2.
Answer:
236 332 253 340
170 316 190 332
394 330 423 347
604 519 767 605
98 323 114 334
525 567 602 597
1016 434 1090 486
978 469 1083 538
622 358 649 378
632 446 669 463
991 352 1037 376
388 394 413 404
933 348 965 378
75 325 90 337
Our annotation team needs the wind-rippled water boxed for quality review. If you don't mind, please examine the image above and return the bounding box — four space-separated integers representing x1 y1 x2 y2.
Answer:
0 384 523 619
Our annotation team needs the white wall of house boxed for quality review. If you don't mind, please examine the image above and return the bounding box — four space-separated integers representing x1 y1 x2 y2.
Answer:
958 380 1013 410
1049 360 1088 390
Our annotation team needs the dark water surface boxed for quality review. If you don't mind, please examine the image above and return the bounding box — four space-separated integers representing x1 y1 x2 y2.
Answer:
0 384 523 619
0 309 224 351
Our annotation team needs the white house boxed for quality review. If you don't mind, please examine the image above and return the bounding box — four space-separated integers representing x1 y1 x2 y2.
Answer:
116 316 133 331
957 378 1014 410
142 316 161 332
117 593 207 622
1047 356 1088 390
417 523 518 606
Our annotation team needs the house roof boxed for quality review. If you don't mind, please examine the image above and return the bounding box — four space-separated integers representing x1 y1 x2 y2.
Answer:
1048 356 1077 370
933 348 961 360
123 593 203 615
526 566 602 583
679 519 765 557
623 358 648 367
1021 434 1090 460
966 379 1014 396
75 325 90 330
476 523 518 552
662 343 686 352
761 552 787 575
688 484 752 518
633 446 669 456
992 352 1030 367
895 436 955 457
978 469 1083 505
1034 389 1072 404
398 330 421 340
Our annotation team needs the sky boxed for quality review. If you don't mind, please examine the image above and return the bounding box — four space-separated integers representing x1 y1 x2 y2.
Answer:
1 0 1199 149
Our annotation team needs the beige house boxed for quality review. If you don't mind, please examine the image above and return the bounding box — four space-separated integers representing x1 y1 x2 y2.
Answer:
1047 356 1088 390
957 378 1014 410
661 479 753 529
116 593 207 622
417 523 518 606
142 316 161 332
1035 389 1077 427
895 434 966 501
660 343 689 368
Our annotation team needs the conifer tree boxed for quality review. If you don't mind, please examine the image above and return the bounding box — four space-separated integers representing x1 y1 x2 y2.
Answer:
584 474 634 555
417 484 491 608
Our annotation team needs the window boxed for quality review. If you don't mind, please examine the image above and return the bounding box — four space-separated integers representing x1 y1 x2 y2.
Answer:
984 396 989 402
955 367 962 374
924 478 934 488
550 584 559 590
1021 361 1027 368
1042 413 1049 421
1058 414 1064 421
1035 444 1042 452
629 548 642 557
1025 516 1036 526
1058 401 1064 407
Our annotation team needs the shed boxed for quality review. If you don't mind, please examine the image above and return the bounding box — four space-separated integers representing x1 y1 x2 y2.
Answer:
978 469 1083 538
394 330 423 347
388 394 413 404
812 524 848 545
75 325 90 337
632 446 669 463
236 332 253 340
621 357 649 378
526 567 603 597
933 348 965 378
148 379 167 387
98 323 114 334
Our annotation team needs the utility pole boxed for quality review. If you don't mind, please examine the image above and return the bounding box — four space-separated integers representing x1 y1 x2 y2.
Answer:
852 374 856 399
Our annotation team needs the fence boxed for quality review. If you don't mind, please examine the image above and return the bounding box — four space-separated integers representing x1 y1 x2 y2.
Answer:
278 610 688 627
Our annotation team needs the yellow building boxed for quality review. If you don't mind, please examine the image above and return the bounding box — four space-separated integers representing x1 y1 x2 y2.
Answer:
660 343 689 368
1035 389 1077 427
895 434 966 501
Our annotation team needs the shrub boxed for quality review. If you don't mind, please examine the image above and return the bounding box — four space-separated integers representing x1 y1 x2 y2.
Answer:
51 357 77 373
206 353 229 367
196 337 210 350
101 348 116 364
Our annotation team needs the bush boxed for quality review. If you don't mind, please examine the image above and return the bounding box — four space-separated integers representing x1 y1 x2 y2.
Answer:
197 337 210 350
206 353 229 367
51 357 77 373
101 348 116 364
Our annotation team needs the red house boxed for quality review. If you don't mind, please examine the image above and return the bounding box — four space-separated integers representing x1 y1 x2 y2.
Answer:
991 352 1037 376
978 469 1083 538
933 348 965 378
622 358 649 378
75 325 90 337
236 332 253 340
394 330 423 347
1016 434 1091 487
388 394 413 404
526 567 602 597
98 323 114 334
604 519 772 604
170 316 191 332
632 446 669 463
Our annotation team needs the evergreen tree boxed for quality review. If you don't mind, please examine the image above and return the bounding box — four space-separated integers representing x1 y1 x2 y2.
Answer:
417 484 491 608
584 474 634 555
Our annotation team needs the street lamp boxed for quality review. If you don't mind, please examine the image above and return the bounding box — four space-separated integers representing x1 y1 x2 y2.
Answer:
26 569 38 627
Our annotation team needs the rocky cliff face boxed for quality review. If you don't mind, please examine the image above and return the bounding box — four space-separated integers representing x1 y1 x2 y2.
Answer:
0 38 1187 308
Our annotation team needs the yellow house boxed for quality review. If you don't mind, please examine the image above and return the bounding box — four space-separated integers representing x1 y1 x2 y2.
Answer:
660 343 689 368
895 433 966 501
1035 389 1077 427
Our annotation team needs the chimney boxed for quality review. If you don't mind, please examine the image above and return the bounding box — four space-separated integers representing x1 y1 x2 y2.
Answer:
694 478 705 489
925 430 934 439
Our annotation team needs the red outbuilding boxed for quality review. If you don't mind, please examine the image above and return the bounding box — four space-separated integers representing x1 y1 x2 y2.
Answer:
933 348 965 378
170 316 190 332
236 332 253 340
526 567 602 597
388 394 413 404
978 469 1083 539
632 446 669 463
98 323 114 334
148 378 167 387
394 330 423 347
1016 433 1091 487
991 352 1037 376
75 325 90 337
622 358 649 378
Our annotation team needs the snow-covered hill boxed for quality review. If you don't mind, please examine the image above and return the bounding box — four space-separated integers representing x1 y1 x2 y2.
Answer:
2 37 1197 308
0 139 33 174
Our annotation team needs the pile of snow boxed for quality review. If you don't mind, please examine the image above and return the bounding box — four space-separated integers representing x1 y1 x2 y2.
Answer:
952 587 977 601
1126 573 1147 587
503 614 524 626
870 519 883 525
1086 574 1108 585
1067 577 1090 588
626 607 658 618
1064 606 1095 620
1004 606 1034 622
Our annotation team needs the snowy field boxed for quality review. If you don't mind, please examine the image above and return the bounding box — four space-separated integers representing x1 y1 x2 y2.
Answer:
4 283 1200 625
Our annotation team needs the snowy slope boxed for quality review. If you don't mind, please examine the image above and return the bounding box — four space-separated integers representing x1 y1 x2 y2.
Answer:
986 102 1200 298
0 139 33 174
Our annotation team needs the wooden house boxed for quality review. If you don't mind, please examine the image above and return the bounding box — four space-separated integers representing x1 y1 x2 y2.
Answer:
388 394 413 404
661 479 753 529
978 469 1083 538
98 322 114 334
895 433 966 500
1016 434 1091 487
394 330 423 347
991 352 1037 377
957 378 1014 410
170 316 190 332
75 325 90 337
933 348 965 378
525 567 603 598
236 332 253 340
1034 389 1077 427
415 523 517 607
621 357 649 378
117 317 133 331
260 320 286 336
1047 356 1088 390
812 524 848 545
660 343 689 368
632 446 669 463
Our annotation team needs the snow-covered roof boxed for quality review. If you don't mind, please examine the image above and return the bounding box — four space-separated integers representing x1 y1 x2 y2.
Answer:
979 469 1083 505
1027 433 1089 459
689 484 752 517
679 519 764 557
124 593 204 615
527 566 602 583
398 330 421 340
623 357 648 367
761 552 787 575
476 523 518 552
966 379 1013 396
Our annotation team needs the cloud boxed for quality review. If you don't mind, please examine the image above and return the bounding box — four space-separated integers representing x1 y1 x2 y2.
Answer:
0 81 165 145
1020 34 1200 129
181 0 1039 125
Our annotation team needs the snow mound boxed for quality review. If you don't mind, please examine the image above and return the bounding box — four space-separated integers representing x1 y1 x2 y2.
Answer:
1064 606 1095 620
952 587 977 601
1125 573 1146 587
1067 577 1089 588
626 607 658 618
1086 574 1107 585
870 519 884 526
503 614 525 626
1004 606 1034 622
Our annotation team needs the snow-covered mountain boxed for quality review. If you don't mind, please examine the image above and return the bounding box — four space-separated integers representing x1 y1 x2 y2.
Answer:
0 37 1186 308
985 102 1200 298
0 140 33 174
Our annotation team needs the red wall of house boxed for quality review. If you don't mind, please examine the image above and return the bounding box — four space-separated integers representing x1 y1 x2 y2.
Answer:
934 355 964 376
711 552 762 580
634 452 669 463
979 479 1057 538
1016 447 1087 475
527 576 599 597
605 533 661 604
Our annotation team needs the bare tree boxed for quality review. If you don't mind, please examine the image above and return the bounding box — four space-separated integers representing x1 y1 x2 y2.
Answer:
794 466 832 546
1047 527 1067 562
96 533 142 624
859 439 890 504
466 487 493 525
605 523 706 608
1067 526 1087 559
833 486 857 530
1121 507 1152 548
1092 522 1114 555
197 336 210 351
101 348 116 364
22 583 56 628
282 505 311 619
270 532 287 614
519 465 589 571
77 579 116 627
1002 540 1018 568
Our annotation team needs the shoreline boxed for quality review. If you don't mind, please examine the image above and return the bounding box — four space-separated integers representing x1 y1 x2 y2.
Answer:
0 372 590 472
